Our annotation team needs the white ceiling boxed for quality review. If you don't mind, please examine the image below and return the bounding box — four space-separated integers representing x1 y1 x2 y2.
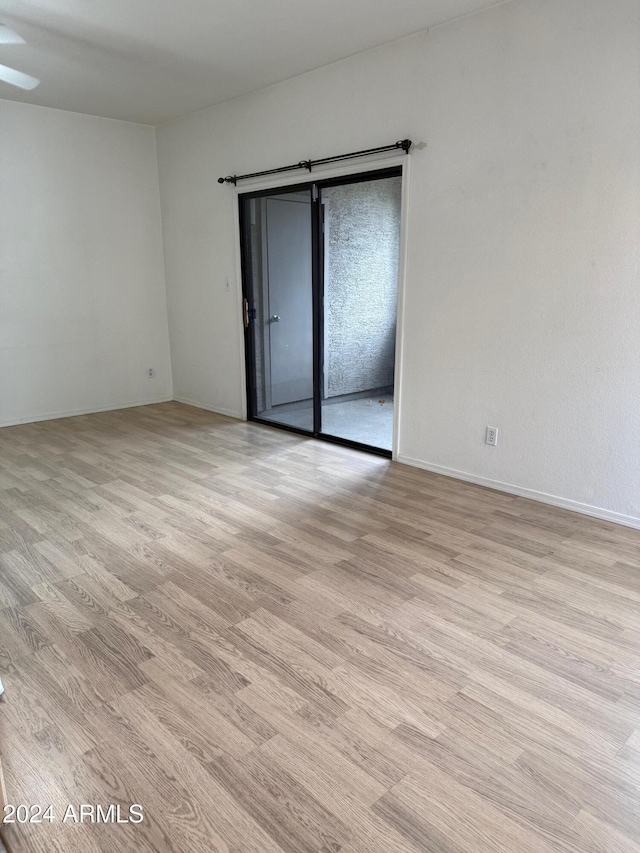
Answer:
0 0 504 124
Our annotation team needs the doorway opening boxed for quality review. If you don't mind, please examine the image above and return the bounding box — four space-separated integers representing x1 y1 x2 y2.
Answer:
240 167 402 456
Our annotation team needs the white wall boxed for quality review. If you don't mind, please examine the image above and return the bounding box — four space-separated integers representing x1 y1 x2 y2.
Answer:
156 0 640 526
0 100 172 426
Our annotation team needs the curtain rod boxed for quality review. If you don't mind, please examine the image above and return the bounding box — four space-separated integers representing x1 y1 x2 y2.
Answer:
217 139 412 186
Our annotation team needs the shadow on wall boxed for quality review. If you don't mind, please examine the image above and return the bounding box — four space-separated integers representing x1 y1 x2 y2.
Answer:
323 176 401 398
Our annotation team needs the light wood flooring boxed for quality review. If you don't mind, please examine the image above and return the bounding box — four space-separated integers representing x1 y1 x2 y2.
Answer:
0 402 639 852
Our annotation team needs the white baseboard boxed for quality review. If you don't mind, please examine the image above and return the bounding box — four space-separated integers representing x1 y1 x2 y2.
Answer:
172 396 242 420
0 396 174 429
396 455 640 531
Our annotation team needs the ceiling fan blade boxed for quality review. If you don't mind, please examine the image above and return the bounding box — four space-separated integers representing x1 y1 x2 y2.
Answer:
0 63 40 90
0 24 25 44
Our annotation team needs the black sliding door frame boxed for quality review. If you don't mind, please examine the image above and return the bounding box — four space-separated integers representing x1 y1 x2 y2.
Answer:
239 165 402 459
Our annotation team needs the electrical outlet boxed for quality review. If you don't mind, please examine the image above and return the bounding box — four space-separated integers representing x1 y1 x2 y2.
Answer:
147 368 155 378
486 426 498 446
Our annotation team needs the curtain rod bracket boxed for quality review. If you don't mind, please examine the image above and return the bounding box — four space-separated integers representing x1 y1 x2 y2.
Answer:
217 175 237 185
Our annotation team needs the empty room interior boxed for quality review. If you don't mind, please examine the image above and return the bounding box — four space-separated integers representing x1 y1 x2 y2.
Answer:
0 0 639 851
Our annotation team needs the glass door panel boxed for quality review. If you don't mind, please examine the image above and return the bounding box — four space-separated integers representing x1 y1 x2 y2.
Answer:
320 175 401 452
242 189 314 432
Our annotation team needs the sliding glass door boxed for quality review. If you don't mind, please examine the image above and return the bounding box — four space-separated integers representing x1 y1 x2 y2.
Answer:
240 168 401 456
